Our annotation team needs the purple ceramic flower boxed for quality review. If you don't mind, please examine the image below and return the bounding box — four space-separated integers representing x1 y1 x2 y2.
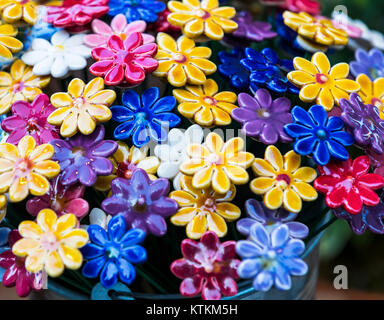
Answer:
232 11 277 42
340 93 384 154
367 149 384 177
350 48 384 80
101 169 178 237
231 89 292 144
51 125 118 187
237 199 308 239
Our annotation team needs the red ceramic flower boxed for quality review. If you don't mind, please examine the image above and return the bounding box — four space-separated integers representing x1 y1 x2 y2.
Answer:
90 32 158 86
281 0 320 15
170 231 240 300
45 0 109 29
314 156 384 214
1 94 59 145
0 230 43 298
149 9 180 36
26 175 89 220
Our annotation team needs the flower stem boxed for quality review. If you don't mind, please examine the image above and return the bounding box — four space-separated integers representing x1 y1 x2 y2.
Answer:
308 214 338 240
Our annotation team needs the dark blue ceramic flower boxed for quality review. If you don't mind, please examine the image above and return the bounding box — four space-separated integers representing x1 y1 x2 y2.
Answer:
284 105 354 166
237 199 308 239
111 87 180 148
218 47 250 91
350 48 384 80
81 215 147 289
236 223 308 292
240 47 299 95
108 0 166 23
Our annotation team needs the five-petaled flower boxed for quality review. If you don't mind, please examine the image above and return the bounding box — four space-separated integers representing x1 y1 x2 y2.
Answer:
314 155 384 214
170 231 240 300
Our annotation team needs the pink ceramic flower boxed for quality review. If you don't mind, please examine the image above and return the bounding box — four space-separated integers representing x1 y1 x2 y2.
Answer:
1 94 60 145
84 14 154 48
26 175 89 220
0 230 43 298
89 32 158 86
45 0 109 29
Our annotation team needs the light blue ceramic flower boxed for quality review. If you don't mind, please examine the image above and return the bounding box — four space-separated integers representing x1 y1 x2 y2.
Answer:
108 0 166 23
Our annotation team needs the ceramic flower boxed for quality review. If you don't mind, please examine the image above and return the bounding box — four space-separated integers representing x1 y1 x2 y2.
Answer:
287 52 360 111
94 141 160 192
0 23 22 60
173 79 237 127
51 125 118 187
170 231 239 300
111 87 180 148
355 74 384 119
21 30 91 78
90 32 158 86
333 202 384 235
84 14 155 48
350 48 384 80
241 47 299 95
314 156 384 214
367 150 384 178
232 11 276 42
217 47 250 91
282 11 348 47
108 0 166 23
81 215 147 288
237 199 308 239
0 0 38 25
12 209 89 277
167 0 237 40
47 77 116 137
232 89 292 145
280 0 320 15
26 175 89 220
250 145 318 213
154 124 203 190
180 132 254 194
45 0 109 29
0 135 60 202
87 207 111 230
101 169 178 237
236 223 307 292
0 230 43 298
340 93 384 154
153 33 216 87
284 105 354 165
170 175 240 239
1 94 59 145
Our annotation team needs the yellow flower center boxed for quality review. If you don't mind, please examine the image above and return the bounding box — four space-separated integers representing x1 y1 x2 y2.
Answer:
55 45 65 51
173 53 187 63
41 232 59 251
316 73 328 84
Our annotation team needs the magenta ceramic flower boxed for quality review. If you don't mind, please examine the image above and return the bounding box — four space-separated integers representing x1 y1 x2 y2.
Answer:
90 32 158 86
1 94 60 146
26 175 89 220
0 230 43 298
84 14 155 48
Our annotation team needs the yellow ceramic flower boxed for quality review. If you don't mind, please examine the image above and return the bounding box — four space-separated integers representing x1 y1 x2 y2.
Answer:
287 52 360 111
0 135 60 202
12 209 89 277
0 194 6 222
0 23 23 59
170 175 240 239
173 79 237 127
283 11 348 47
153 32 217 87
0 0 38 25
356 73 384 119
48 77 116 137
0 59 50 114
250 146 318 213
179 132 254 194
94 141 159 192
167 0 237 40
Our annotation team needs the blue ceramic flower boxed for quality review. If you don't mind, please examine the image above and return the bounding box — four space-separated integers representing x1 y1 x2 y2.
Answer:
236 223 308 292
81 215 147 289
111 87 181 148
240 47 299 95
218 47 250 91
108 0 166 23
350 48 384 80
284 105 354 166
237 199 308 239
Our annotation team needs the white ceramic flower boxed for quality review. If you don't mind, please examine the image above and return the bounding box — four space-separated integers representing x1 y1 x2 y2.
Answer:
154 124 204 190
81 208 112 230
21 30 91 78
